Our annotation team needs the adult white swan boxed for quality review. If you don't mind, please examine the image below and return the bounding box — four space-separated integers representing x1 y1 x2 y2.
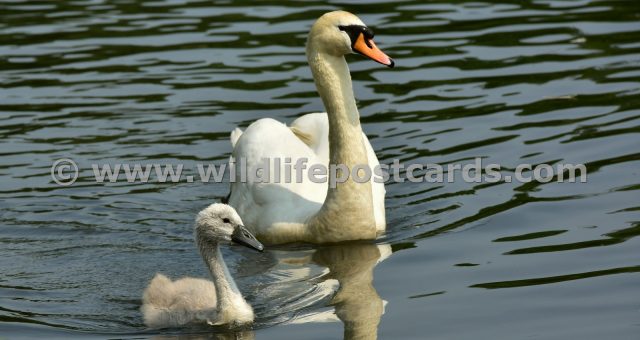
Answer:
228 11 393 244
141 203 264 328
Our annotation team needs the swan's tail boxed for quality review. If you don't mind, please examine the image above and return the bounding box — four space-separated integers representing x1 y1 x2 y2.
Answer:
230 128 243 148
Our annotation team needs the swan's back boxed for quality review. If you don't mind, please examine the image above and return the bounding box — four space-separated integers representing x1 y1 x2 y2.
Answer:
141 273 217 328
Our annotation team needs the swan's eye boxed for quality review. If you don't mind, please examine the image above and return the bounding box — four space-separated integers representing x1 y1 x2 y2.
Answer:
338 25 374 48
222 218 231 224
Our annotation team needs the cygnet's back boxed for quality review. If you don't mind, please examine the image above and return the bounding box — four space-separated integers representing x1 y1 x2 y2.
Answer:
142 273 218 328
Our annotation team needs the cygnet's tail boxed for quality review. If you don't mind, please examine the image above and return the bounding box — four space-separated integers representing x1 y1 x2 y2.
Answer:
141 273 174 328
142 273 174 307
230 128 243 148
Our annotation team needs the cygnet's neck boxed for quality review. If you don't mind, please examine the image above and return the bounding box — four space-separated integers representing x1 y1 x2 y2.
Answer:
196 235 253 325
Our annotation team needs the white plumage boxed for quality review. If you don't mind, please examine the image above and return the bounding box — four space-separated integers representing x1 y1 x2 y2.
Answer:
228 11 393 244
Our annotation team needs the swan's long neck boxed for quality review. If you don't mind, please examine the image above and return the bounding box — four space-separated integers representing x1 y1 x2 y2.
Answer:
197 236 253 324
306 47 376 242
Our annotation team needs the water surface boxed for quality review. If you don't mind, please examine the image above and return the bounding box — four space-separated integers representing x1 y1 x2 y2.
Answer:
1 0 639 339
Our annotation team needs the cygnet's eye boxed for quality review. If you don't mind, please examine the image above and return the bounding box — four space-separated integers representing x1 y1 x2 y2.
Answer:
222 218 231 224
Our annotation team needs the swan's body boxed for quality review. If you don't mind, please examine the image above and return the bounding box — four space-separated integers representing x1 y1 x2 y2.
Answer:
228 11 394 244
141 204 264 328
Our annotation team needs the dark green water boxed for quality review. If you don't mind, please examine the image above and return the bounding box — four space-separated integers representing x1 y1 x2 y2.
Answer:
1 0 639 339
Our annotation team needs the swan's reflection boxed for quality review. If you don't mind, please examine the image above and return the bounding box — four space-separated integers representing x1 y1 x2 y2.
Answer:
314 243 389 340
274 242 390 340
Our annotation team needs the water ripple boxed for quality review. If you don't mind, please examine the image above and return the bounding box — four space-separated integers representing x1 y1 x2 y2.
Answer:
1 0 639 338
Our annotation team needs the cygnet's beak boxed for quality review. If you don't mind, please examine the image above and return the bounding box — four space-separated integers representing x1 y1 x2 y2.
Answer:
353 33 394 68
232 225 264 252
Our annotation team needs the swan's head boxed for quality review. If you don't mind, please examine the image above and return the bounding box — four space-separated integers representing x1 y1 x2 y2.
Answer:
307 11 394 67
195 203 264 252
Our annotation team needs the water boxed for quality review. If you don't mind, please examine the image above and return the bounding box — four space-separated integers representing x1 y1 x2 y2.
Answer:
1 0 639 339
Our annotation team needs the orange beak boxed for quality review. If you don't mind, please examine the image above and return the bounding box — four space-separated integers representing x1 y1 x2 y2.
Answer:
353 33 394 68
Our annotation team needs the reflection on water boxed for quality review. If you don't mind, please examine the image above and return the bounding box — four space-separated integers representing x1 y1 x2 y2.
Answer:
151 331 256 340
1 0 639 339
255 243 388 340
312 244 388 340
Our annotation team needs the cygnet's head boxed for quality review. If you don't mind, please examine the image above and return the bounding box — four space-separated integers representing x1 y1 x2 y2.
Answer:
307 10 394 67
195 203 264 252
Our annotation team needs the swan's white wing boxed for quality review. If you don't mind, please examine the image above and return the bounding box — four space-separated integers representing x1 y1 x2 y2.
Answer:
290 112 330 164
229 118 327 238
229 113 386 238
290 113 386 231
362 130 386 231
